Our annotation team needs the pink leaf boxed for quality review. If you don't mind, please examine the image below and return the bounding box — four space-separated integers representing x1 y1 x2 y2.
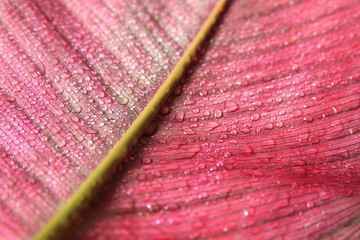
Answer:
0 0 217 238
67 0 360 239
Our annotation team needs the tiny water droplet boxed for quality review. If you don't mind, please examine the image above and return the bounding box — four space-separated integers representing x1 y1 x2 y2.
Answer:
291 166 306 176
303 115 313 122
214 109 222 119
216 161 224 168
291 109 303 118
251 114 260 121
98 91 105 98
175 113 185 122
199 89 208 96
57 140 66 148
184 99 196 106
119 97 129 105
197 163 206 170
160 105 170 115
204 121 220 132
244 207 255 217
276 122 284 128
141 158 152 164
198 192 208 199
306 201 314 208
144 122 157 136
182 126 195 135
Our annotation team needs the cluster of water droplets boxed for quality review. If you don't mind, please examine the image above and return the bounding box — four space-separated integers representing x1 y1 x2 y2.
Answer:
70 0 360 238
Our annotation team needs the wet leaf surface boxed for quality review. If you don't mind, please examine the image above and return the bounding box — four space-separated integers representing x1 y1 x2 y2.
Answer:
67 0 360 239
0 0 216 238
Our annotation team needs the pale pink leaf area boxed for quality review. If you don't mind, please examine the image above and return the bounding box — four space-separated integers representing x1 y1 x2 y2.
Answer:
0 0 217 238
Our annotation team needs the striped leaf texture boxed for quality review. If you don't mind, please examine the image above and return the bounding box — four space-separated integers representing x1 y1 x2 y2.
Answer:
0 0 216 238
1 0 360 239
67 0 360 239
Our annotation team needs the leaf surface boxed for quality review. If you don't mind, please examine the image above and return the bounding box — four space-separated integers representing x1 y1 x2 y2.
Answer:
0 0 218 238
67 0 360 239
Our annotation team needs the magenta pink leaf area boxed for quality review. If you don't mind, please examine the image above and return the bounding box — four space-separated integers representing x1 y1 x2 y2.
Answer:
0 0 217 239
68 0 360 239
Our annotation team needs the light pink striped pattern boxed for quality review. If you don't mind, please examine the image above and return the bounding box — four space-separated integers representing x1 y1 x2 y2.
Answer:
0 0 216 238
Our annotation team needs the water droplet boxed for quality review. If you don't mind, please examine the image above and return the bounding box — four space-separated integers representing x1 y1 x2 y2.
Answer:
204 121 220 132
251 114 260 121
137 173 146 181
292 160 306 166
172 145 201 160
146 203 160 212
252 101 263 107
144 122 158 136
224 152 231 157
291 166 306 176
244 207 255 217
182 126 195 135
214 109 222 119
303 115 313 122
175 113 185 122
192 108 200 113
0 147 7 158
224 101 239 112
240 128 251 133
296 91 305 97
119 97 129 105
153 171 162 178
292 64 300 71
141 158 152 164
160 105 170 115
276 121 284 128
198 192 208 199
199 89 208 96
197 163 206 170
57 140 66 148
306 201 314 208
264 123 274 130
239 146 253 156
184 99 196 106
216 161 224 168
98 91 105 98
291 109 303 118
274 192 290 209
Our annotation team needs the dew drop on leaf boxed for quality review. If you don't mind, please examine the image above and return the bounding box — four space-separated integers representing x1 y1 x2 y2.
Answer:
175 112 185 122
214 109 222 119
291 109 303 118
224 101 239 112
141 158 152 165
